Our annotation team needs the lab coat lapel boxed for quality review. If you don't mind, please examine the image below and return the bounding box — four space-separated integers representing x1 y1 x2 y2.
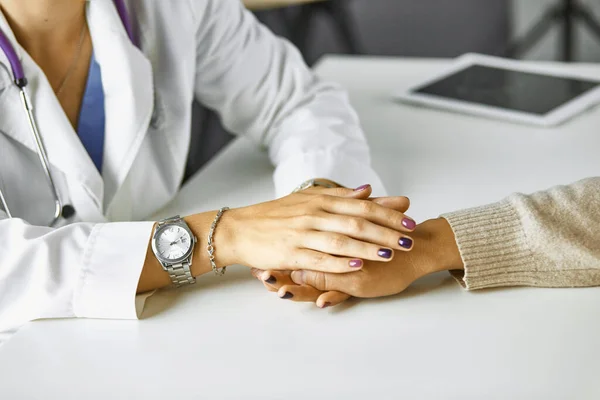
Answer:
0 10 104 211
87 0 154 210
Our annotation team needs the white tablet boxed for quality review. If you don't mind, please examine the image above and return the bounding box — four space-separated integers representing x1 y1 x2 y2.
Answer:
393 53 600 126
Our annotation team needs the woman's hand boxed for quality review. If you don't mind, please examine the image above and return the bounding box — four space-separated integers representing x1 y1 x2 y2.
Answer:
251 268 353 306
251 218 464 307
201 184 416 274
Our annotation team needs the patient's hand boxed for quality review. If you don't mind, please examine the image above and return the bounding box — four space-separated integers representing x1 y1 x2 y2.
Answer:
251 218 464 307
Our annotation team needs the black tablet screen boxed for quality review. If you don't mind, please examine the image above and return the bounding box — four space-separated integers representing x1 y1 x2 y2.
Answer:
414 65 600 115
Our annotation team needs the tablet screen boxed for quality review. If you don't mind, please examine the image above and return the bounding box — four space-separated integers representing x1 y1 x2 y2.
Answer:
414 65 600 115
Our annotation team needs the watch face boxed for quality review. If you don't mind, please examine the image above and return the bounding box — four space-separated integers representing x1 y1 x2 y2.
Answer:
155 225 192 262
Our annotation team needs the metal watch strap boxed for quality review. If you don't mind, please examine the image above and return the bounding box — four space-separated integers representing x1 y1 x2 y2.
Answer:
156 215 196 288
157 216 182 226
292 179 337 193
166 261 195 287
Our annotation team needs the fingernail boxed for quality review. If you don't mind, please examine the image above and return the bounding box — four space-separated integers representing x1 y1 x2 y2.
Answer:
402 218 416 230
399 237 413 250
291 270 304 285
349 259 363 268
321 302 332 309
378 248 392 259
265 275 277 284
280 292 294 299
354 184 370 192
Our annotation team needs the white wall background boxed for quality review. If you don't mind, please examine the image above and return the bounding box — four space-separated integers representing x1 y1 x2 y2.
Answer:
513 0 600 61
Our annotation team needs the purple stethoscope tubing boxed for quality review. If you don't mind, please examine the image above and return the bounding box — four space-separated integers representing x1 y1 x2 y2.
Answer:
113 0 136 47
0 0 134 225
0 26 24 84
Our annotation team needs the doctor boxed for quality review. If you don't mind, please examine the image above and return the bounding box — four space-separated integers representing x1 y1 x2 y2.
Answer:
0 0 417 342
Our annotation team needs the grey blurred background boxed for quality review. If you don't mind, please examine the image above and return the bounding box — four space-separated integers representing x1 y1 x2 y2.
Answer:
255 0 511 64
185 0 600 182
254 0 600 64
514 0 600 62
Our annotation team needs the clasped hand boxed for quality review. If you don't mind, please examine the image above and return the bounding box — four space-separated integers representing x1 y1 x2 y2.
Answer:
248 191 463 307
215 184 416 273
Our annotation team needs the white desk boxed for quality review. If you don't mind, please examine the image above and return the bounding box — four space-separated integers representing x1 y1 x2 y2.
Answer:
1 56 600 399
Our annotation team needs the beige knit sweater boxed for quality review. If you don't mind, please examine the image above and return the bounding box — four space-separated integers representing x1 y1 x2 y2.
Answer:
441 177 600 290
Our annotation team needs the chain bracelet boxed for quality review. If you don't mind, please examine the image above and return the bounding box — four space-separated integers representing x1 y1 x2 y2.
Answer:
207 207 229 276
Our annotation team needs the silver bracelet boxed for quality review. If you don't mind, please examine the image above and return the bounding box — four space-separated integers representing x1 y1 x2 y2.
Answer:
207 207 229 276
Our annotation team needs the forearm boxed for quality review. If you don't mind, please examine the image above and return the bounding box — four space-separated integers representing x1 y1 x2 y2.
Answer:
442 177 600 290
408 218 464 281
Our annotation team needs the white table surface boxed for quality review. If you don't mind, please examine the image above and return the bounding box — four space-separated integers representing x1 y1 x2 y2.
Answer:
1 56 600 399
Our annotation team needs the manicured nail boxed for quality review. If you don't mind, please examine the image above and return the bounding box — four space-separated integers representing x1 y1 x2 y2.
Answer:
402 218 416 230
265 275 277 284
399 237 413 250
349 259 363 268
378 248 392 259
280 292 294 299
321 302 332 309
354 184 370 192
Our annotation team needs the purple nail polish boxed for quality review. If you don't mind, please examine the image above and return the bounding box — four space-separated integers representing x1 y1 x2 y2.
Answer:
265 275 276 284
349 259 363 268
399 237 413 249
354 184 370 192
378 248 392 259
402 218 416 230
322 302 332 308
281 292 293 299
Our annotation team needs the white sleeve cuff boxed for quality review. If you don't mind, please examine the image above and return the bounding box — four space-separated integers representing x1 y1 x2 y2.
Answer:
273 150 387 198
73 221 155 320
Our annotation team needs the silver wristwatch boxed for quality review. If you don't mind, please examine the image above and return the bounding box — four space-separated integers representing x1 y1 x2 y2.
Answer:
292 179 338 193
151 215 197 287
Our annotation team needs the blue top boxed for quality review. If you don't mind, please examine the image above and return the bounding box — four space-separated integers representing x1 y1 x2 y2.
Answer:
77 52 105 173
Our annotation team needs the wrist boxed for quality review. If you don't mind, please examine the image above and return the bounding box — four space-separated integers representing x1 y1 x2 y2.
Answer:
210 208 242 267
184 210 240 278
415 218 464 277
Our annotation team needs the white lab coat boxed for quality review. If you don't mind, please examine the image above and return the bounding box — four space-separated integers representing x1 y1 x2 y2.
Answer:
0 0 385 344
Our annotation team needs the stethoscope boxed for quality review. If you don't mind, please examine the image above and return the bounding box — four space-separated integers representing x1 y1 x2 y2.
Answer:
0 0 135 227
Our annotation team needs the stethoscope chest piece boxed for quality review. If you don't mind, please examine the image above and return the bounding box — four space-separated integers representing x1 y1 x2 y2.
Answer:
61 205 76 220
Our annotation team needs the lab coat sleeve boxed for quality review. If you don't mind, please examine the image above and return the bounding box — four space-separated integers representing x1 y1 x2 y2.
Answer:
190 0 386 197
0 213 154 344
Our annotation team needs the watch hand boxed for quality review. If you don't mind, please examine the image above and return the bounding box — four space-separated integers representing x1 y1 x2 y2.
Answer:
170 237 185 246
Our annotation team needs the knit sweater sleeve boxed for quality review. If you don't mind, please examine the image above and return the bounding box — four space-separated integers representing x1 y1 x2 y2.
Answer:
441 177 600 290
